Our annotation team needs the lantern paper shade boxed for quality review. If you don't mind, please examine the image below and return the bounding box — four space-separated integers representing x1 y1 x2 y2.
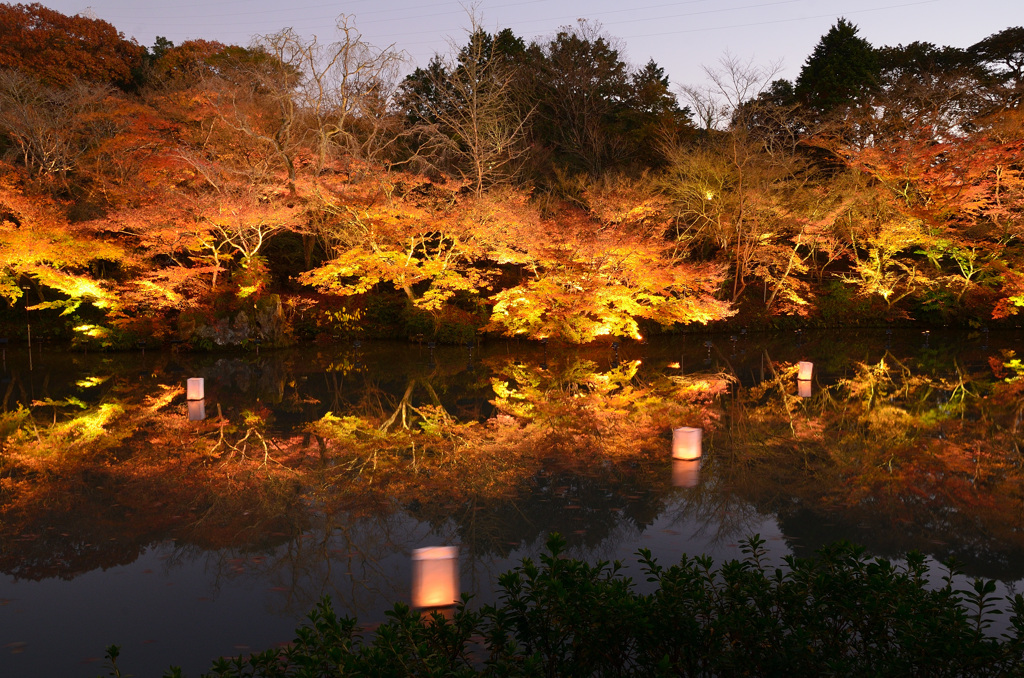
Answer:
186 378 205 401
187 400 206 421
672 427 702 460
798 380 812 399
411 546 459 608
672 459 700 488
797 361 813 381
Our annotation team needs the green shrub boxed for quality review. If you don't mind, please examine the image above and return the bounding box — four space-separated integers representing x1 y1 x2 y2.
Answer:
361 293 407 338
403 305 479 344
104 535 1024 677
815 280 875 326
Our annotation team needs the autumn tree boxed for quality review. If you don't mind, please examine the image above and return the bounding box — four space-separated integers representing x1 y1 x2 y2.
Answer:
298 175 498 316
871 42 984 140
399 25 533 194
297 170 733 343
191 44 306 194
0 165 125 320
0 3 143 90
188 189 296 295
818 69 1024 318
0 70 108 182
258 16 404 171
144 38 231 91
484 204 733 342
668 55 824 313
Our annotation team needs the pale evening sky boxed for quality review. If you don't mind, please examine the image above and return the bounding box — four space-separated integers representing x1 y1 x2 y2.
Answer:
33 0 1023 92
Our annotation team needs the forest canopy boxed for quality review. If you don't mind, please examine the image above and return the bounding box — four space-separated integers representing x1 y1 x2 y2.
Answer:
1 5 1023 347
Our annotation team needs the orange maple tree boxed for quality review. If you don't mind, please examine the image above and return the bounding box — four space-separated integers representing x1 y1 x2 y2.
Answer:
0 165 126 318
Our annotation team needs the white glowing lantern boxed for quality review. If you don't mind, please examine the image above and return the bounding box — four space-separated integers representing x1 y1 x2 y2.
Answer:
186 378 205 401
797 361 813 381
187 399 206 421
671 427 702 461
411 546 459 608
672 459 700 488
798 380 812 399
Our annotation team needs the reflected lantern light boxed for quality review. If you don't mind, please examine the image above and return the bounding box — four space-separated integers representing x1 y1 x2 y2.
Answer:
798 380 812 399
672 459 700 487
187 399 206 421
411 546 460 609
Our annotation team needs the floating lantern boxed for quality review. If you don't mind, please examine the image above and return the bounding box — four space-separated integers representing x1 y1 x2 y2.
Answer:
187 399 206 421
672 459 700 488
411 546 459 609
672 427 702 461
797 361 813 381
186 377 204 401
798 380 812 399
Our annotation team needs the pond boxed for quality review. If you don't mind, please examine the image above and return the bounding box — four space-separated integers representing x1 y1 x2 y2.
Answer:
1 328 1023 677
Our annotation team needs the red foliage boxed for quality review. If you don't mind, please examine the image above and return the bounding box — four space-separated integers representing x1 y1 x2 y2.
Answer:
0 3 143 89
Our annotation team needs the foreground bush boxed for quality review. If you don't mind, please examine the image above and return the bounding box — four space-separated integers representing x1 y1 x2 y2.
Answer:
110 535 1024 677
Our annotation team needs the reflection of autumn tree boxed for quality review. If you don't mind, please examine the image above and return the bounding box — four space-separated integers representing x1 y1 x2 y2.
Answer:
4 338 1024 580
300 351 727 509
0 373 310 579
490 357 728 441
717 349 1024 573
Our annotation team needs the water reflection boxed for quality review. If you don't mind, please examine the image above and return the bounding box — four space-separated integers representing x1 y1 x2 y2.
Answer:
1 329 1023 675
672 459 701 488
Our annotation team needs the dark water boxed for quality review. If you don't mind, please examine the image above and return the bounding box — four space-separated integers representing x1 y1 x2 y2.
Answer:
1 329 1023 677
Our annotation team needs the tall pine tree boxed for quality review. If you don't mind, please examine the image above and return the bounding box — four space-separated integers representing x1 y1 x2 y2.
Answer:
795 19 878 118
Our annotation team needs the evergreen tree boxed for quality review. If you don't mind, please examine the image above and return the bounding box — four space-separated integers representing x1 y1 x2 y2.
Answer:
795 18 879 118
967 26 1024 107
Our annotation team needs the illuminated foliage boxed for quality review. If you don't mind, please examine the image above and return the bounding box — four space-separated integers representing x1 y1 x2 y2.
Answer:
486 209 733 341
1 4 1024 341
0 168 124 313
0 2 143 89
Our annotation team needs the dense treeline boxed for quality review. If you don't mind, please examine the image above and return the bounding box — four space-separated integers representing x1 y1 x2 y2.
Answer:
0 3 1022 347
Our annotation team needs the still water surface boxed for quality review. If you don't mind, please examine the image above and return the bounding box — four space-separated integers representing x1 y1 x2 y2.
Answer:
1 329 1022 676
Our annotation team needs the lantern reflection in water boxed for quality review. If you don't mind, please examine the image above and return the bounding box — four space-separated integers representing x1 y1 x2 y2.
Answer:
411 546 460 609
798 380 812 398
671 427 702 461
186 377 205 401
187 399 206 421
672 459 700 487
797 361 813 398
